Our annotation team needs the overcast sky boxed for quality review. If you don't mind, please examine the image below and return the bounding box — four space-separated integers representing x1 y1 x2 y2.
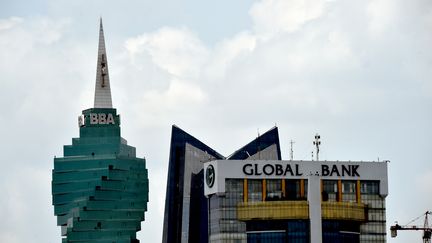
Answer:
0 0 431 242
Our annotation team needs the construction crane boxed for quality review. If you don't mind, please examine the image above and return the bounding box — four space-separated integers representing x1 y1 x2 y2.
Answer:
390 211 432 243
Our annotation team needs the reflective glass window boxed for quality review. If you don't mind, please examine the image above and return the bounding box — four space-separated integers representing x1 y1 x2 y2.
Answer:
322 180 338 202
360 181 379 195
285 179 301 200
266 179 282 201
248 179 262 202
342 180 356 202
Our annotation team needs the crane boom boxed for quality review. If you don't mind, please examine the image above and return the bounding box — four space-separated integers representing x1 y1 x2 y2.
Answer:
390 211 431 243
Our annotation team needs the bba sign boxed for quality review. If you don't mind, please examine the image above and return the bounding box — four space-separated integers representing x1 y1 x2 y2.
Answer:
90 113 115 125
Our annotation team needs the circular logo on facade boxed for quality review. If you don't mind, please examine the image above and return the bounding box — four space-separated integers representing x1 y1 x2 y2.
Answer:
206 165 215 188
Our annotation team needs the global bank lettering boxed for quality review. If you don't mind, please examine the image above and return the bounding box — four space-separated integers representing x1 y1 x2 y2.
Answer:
321 164 360 177
243 163 303 176
242 163 360 177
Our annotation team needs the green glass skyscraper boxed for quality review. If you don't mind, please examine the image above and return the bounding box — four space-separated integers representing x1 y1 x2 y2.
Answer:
52 20 149 243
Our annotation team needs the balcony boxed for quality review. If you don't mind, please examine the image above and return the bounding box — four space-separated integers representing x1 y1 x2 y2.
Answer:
237 201 309 221
236 201 366 222
322 201 366 221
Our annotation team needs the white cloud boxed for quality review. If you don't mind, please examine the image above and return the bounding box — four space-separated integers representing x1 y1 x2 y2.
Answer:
125 27 209 79
120 28 212 127
0 16 71 73
141 79 207 110
0 17 23 31
205 31 256 79
367 0 398 35
0 17 92 242
250 0 327 36
137 167 168 241
0 166 56 243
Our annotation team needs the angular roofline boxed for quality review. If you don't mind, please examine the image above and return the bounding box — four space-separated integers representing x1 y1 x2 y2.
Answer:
227 126 282 160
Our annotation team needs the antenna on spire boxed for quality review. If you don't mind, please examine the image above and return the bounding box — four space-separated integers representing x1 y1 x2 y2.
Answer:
313 133 321 161
289 140 295 160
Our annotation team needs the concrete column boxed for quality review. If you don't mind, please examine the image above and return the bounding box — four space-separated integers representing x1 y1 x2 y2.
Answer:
308 174 322 243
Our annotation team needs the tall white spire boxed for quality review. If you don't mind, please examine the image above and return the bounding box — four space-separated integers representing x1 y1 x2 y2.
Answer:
94 18 113 108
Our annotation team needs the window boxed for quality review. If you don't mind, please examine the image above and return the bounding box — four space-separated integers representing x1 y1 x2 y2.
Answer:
248 180 262 202
342 180 356 202
322 180 338 202
323 180 338 193
266 179 282 201
342 181 356 194
285 179 302 200
360 181 379 195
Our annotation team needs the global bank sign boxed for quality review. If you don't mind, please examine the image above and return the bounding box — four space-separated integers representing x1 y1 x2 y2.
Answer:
242 163 360 177
204 160 388 196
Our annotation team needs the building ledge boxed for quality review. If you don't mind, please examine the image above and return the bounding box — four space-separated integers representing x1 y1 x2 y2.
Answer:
322 201 366 221
236 201 366 221
237 201 309 220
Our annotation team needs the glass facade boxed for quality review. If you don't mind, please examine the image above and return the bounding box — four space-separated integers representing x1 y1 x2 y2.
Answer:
163 126 282 243
208 178 385 243
359 181 386 243
163 126 224 243
52 108 149 243
163 126 387 243
248 231 286 243
321 179 386 242
209 178 310 243
322 220 360 243
247 220 309 243
209 179 247 242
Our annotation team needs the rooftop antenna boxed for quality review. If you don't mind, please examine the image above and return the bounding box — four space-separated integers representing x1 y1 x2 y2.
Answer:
290 140 295 160
313 133 321 161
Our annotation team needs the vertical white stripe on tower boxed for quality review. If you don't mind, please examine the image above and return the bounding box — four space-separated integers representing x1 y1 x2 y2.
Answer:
94 18 113 108
308 174 323 243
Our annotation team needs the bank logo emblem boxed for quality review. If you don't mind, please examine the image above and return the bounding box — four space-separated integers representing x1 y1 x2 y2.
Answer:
206 165 215 188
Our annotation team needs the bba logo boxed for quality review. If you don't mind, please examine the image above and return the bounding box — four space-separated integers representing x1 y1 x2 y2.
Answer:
90 113 115 125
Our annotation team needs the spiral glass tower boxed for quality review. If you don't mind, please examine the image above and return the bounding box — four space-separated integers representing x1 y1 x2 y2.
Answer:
52 19 149 243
